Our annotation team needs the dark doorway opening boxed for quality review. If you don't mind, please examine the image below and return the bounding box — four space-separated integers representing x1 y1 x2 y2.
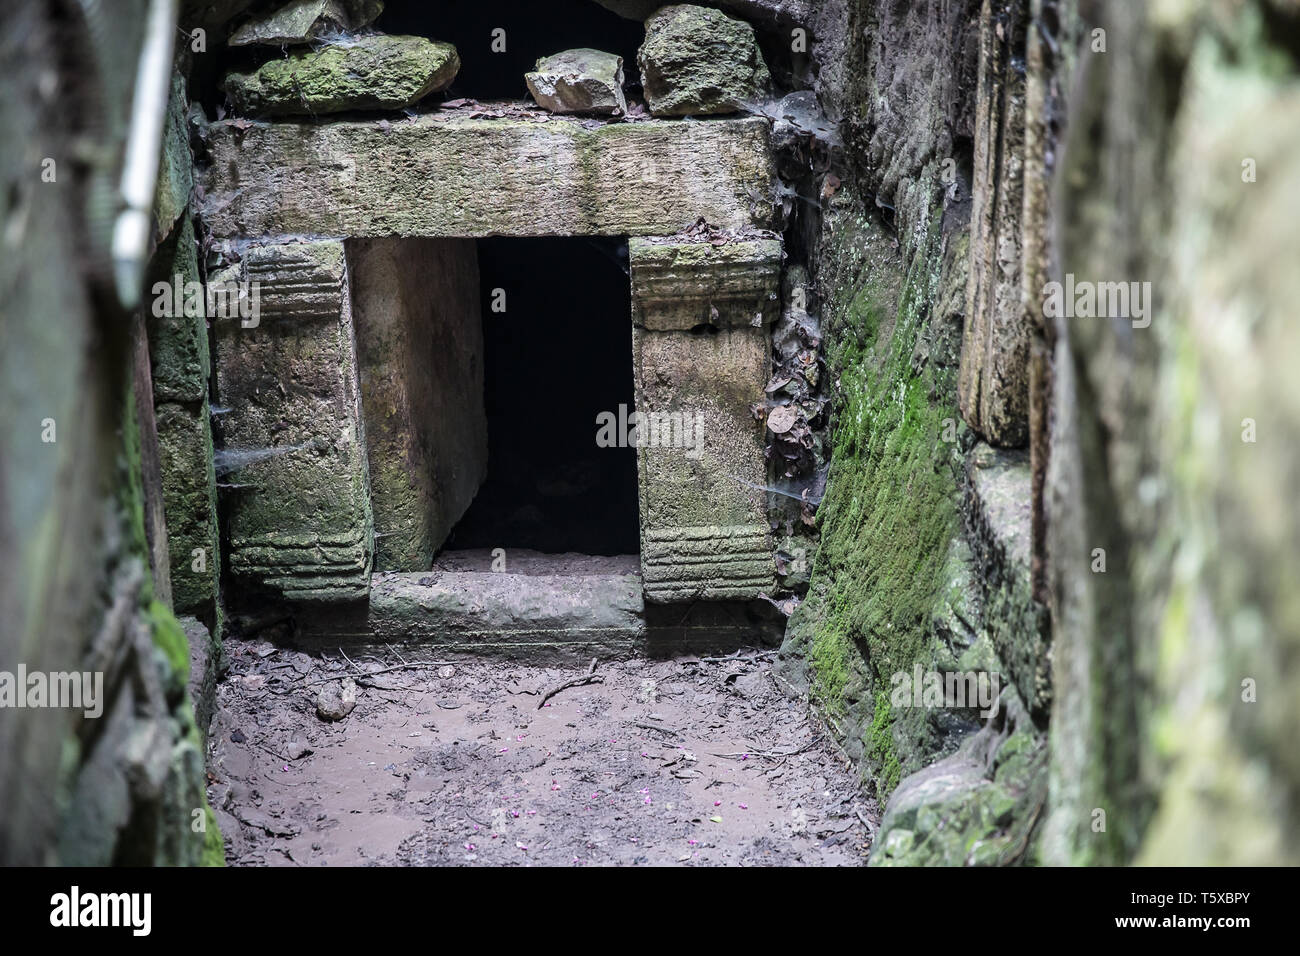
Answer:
444 237 639 556
376 0 645 101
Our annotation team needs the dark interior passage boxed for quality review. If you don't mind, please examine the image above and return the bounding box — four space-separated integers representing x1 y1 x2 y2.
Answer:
444 237 639 556
377 0 645 101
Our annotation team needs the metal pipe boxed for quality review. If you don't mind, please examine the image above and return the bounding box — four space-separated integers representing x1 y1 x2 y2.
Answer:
111 0 178 309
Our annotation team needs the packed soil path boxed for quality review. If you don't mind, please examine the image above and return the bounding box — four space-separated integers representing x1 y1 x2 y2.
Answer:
209 636 877 866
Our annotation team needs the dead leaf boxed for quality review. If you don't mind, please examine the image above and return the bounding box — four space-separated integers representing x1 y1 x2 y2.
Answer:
767 405 800 435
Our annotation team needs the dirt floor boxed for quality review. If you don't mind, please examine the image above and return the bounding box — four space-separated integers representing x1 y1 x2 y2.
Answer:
208 635 878 866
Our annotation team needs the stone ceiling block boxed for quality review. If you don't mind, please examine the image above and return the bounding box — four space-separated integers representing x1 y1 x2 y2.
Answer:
221 35 459 116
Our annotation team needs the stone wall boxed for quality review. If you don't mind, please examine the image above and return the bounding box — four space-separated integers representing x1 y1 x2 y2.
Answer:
782 0 1300 866
1041 0 1300 866
0 0 222 865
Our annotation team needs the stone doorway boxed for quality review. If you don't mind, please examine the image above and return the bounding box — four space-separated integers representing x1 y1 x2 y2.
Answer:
203 85 785 639
446 236 639 558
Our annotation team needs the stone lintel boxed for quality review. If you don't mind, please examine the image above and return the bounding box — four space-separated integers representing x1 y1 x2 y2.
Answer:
629 237 783 330
200 114 776 238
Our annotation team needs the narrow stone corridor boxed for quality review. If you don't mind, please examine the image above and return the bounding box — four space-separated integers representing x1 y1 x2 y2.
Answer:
3 0 1298 899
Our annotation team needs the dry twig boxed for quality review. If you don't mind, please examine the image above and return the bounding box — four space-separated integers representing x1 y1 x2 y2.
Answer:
537 658 603 710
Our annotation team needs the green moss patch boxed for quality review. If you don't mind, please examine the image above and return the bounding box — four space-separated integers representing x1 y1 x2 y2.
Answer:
783 203 962 799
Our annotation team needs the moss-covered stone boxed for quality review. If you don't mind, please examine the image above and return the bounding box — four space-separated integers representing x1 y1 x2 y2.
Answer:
221 34 459 115
156 401 221 614
153 72 193 244
201 804 226 865
148 217 210 405
1042 0 1300 867
149 599 191 698
871 687 1048 866
638 4 772 116
148 210 221 616
780 200 964 798
965 442 1051 716
147 211 220 619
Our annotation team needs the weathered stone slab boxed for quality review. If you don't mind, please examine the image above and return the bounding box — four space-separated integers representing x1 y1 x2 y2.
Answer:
526 49 627 116
181 615 216 738
211 238 373 601
200 114 776 237
148 216 210 405
638 4 772 117
221 35 459 116
629 237 782 330
153 72 192 245
229 0 384 47
131 313 172 612
348 238 487 570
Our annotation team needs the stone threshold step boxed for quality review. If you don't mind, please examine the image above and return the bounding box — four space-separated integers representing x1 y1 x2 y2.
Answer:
291 550 784 661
